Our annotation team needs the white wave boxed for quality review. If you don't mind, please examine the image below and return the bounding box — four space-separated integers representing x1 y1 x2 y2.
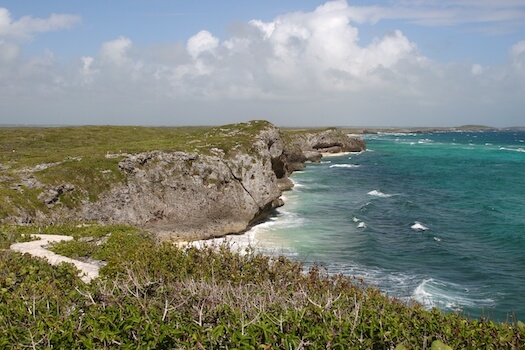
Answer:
418 138 433 144
433 236 442 242
357 222 367 228
320 160 332 164
352 217 361 223
330 164 361 168
326 262 421 302
500 146 525 153
189 208 304 254
411 221 429 231
367 190 393 198
413 278 495 312
377 132 418 136
324 262 496 315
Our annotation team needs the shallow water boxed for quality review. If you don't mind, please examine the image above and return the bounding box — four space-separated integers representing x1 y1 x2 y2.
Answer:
210 130 525 322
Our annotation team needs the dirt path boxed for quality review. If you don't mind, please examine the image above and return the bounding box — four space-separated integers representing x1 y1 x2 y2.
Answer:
10 234 102 283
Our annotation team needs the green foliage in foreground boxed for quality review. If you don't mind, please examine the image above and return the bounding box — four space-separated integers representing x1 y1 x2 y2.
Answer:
1 226 524 349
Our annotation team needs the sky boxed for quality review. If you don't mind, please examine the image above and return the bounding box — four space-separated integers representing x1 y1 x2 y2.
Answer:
1 0 525 127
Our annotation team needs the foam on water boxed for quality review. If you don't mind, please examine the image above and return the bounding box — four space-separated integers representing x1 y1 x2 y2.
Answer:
330 164 361 169
230 130 525 321
411 221 429 231
367 190 394 198
413 278 495 312
500 147 525 153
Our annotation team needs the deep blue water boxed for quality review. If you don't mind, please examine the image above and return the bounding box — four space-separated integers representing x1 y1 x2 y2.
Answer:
254 130 525 322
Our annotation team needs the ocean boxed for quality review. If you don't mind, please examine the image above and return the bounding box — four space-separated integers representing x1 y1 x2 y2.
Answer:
206 130 525 322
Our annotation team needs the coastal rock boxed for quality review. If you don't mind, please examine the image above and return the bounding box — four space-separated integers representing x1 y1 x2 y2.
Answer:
1 121 366 241
82 122 287 240
287 128 366 156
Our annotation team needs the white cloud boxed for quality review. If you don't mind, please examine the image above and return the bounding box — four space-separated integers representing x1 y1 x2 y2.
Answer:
471 63 485 75
0 7 80 40
79 56 97 85
340 0 525 34
0 39 20 63
100 36 133 66
187 30 219 59
1 1 525 127
510 40 525 72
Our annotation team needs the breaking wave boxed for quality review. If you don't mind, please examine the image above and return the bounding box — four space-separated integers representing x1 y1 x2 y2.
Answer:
367 190 394 198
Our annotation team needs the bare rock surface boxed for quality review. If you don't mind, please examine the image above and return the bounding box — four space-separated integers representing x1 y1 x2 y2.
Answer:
2 121 366 241
81 123 287 240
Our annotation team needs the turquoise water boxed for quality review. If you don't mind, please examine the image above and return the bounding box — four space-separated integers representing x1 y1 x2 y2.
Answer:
255 130 525 322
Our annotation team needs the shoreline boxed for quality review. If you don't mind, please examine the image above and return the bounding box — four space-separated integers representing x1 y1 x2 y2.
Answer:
185 150 355 249
186 181 301 251
185 151 354 248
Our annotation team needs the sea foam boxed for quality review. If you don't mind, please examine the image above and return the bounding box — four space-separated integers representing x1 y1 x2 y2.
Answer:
500 147 525 153
330 164 361 169
367 190 393 198
411 221 429 231
413 278 495 312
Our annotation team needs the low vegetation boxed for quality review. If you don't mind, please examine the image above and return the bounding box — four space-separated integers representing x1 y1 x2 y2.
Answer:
0 121 274 219
2 122 524 347
1 224 524 349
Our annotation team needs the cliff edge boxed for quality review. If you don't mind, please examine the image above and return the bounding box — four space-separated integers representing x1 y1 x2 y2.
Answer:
0 121 365 241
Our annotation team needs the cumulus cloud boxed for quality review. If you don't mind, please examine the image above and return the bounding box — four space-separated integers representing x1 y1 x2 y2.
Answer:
187 30 219 59
2 1 525 127
100 36 133 66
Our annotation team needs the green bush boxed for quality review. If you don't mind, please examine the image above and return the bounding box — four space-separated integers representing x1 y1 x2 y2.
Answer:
1 225 524 348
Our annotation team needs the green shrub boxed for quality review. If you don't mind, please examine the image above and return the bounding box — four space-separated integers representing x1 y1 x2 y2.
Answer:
1 225 524 348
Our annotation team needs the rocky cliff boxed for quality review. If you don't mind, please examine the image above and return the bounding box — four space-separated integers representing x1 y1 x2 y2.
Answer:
1 121 365 241
82 122 288 241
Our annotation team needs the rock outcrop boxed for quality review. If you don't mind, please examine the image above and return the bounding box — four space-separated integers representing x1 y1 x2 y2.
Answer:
2 121 366 241
286 128 366 162
80 121 287 240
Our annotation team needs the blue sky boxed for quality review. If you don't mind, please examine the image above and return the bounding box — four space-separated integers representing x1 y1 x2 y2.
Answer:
1 0 525 127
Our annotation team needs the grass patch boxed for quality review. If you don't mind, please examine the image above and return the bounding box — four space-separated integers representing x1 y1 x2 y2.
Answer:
1 224 524 348
0 120 274 219
0 120 274 169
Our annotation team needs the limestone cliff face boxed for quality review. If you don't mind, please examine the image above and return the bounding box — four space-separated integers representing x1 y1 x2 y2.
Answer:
287 128 366 162
82 122 286 240
3 121 366 241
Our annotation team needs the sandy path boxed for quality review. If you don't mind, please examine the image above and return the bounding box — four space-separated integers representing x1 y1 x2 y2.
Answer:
10 234 101 283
